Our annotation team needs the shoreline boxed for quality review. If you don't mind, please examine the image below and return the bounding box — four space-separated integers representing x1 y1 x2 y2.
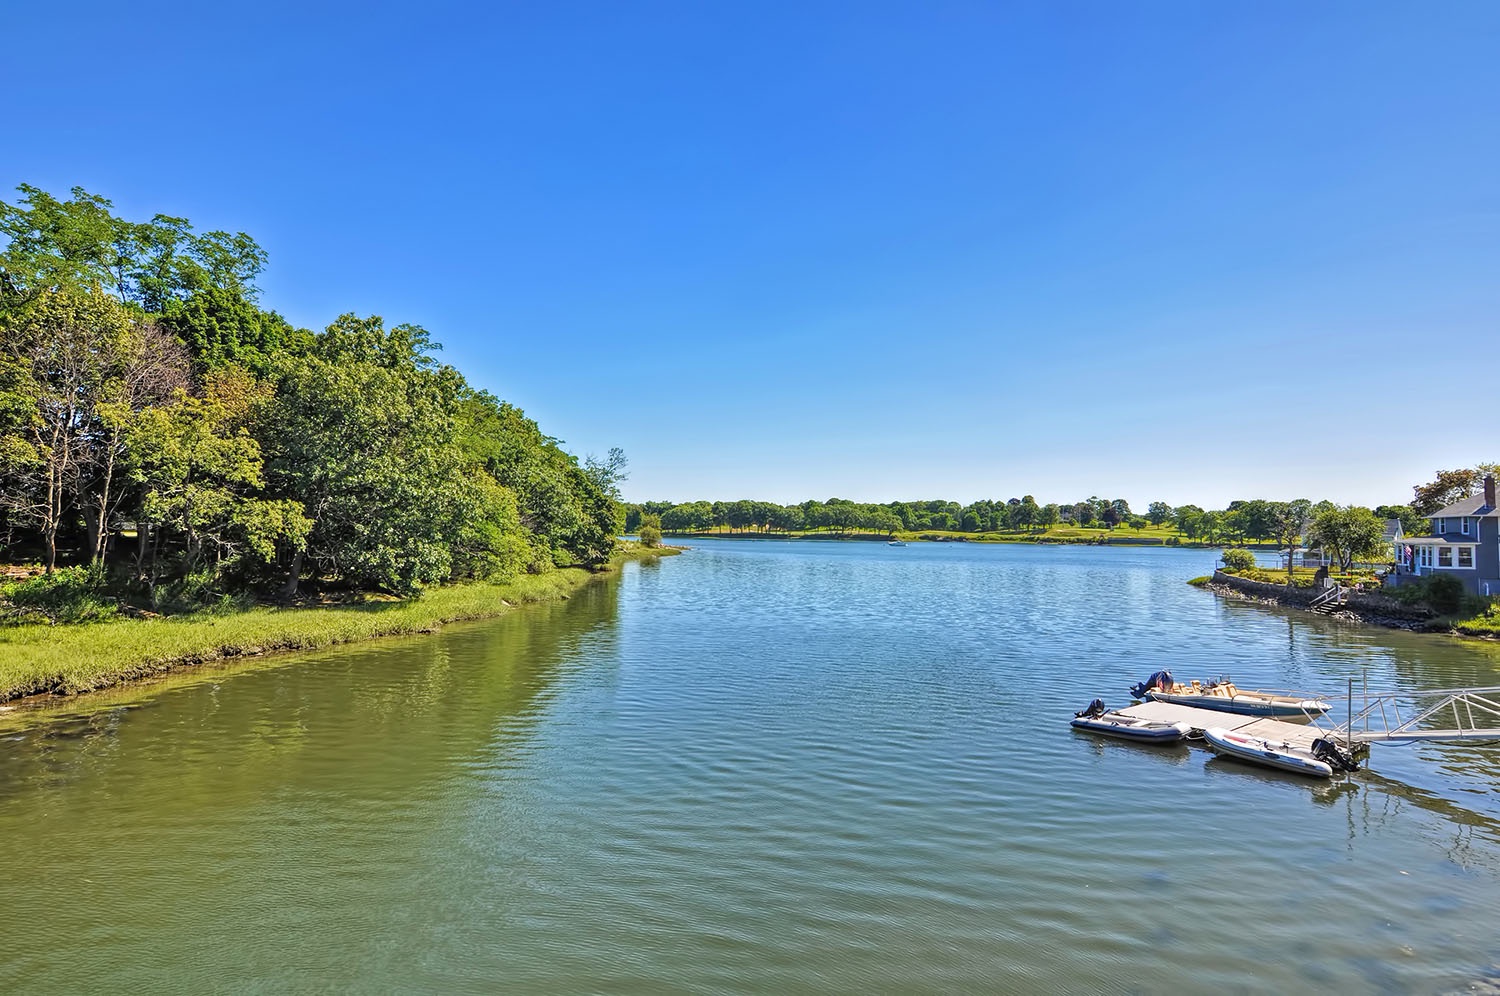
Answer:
1195 569 1496 640
0 546 681 705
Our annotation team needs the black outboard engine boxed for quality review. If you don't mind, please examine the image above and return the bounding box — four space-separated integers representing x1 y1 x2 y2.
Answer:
1311 737 1361 773
1074 698 1108 719
1129 670 1173 699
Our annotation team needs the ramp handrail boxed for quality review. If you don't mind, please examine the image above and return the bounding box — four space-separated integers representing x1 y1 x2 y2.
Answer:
1326 685 1500 743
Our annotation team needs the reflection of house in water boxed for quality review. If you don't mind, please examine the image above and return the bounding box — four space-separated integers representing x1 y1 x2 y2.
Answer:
1388 474 1500 595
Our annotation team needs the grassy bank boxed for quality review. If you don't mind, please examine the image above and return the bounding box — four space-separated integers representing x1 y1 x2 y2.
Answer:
0 545 678 702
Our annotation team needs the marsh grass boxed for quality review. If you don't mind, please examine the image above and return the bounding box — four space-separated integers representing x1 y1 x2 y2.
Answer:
0 564 633 700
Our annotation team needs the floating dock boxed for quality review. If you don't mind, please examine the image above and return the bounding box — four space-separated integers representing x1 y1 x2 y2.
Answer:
1121 686 1500 750
1116 700 1329 751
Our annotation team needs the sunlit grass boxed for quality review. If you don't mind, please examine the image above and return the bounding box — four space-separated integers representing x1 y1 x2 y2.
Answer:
0 545 680 700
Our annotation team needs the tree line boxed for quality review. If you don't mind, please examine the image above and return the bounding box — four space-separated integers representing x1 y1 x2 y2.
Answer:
0 184 624 605
625 463 1497 569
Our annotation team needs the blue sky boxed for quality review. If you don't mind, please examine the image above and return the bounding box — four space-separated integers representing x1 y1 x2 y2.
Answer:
4 2 1497 509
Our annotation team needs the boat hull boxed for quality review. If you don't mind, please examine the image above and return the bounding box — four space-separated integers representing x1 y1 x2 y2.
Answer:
1145 690 1329 718
1202 727 1333 778
1071 715 1191 743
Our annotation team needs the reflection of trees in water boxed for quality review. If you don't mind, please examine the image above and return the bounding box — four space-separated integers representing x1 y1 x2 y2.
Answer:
0 579 621 805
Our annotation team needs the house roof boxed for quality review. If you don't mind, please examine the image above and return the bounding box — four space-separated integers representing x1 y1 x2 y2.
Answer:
1427 494 1499 519
1381 519 1403 540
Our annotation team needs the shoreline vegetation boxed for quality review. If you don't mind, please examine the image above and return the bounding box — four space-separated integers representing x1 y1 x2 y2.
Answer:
0 544 677 705
2 184 653 710
665 525 1248 547
1194 565 1500 640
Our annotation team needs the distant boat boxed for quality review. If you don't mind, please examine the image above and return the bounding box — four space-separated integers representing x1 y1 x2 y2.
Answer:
887 539 907 546
1070 700 1190 744
1129 671 1330 718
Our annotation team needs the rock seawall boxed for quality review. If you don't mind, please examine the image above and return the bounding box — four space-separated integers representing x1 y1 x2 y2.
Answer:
1207 570 1439 630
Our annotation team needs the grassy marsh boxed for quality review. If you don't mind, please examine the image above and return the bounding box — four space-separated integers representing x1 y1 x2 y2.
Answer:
0 545 678 701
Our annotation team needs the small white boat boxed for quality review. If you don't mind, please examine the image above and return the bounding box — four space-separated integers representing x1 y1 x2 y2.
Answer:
887 539 907 546
1130 672 1329 718
1201 727 1333 778
1071 700 1191 744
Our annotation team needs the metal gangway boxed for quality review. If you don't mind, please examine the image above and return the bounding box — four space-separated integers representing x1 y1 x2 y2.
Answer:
1325 684 1500 746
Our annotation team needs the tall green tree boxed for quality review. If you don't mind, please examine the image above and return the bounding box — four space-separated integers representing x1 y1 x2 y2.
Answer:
265 315 473 596
1306 505 1386 573
0 290 188 570
1412 468 1480 516
127 368 310 588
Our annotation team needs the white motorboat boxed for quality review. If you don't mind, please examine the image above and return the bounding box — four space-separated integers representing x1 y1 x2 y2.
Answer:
1201 727 1334 778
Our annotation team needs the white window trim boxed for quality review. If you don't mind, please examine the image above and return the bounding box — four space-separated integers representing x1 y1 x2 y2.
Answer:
1462 517 1472 535
1415 542 1478 569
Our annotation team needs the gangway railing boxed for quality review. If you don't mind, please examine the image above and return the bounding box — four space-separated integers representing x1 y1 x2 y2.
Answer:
1326 685 1500 745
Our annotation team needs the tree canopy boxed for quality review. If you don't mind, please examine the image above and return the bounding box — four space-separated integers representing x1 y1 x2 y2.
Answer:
0 184 623 605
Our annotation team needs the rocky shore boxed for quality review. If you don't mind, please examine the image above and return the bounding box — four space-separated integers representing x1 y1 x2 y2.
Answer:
1201 570 1451 633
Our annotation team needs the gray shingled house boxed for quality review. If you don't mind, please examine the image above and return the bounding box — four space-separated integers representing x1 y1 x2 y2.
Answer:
1390 474 1500 595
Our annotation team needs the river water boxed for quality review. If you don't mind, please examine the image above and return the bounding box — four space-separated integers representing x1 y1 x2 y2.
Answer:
4 540 1500 993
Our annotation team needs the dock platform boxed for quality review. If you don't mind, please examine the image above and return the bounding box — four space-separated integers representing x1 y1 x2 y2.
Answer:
1116 701 1329 750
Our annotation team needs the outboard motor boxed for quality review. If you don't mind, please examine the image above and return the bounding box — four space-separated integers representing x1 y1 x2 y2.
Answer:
1311 737 1361 773
1074 698 1108 719
1129 670 1173 699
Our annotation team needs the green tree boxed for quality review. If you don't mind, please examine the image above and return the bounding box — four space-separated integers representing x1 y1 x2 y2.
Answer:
1147 501 1172 526
1374 503 1425 538
1172 504 1205 539
265 315 475 596
127 367 311 589
1306 505 1386 573
638 512 662 548
1412 469 1480 516
0 290 188 570
1269 499 1311 580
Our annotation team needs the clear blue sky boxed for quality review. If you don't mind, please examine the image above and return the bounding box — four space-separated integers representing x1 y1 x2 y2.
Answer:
5 2 1497 510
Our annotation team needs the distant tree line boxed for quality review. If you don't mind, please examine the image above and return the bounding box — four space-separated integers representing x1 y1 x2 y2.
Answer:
625 465 1496 567
0 184 623 606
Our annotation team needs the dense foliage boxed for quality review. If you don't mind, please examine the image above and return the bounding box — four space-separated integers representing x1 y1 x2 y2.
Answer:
1220 548 1256 571
626 495 1353 547
627 467 1493 559
0 185 622 606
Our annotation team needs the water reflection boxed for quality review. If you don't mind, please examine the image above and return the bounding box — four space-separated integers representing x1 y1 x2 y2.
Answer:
4 547 1500 993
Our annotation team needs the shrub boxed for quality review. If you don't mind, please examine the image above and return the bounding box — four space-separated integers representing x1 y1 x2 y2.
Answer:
1 565 117 625
1221 548 1256 572
1425 574 1465 615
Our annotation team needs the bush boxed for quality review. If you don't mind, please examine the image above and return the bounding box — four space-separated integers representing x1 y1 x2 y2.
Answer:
639 524 662 548
1425 574 1465 615
1 565 117 625
1221 548 1256 571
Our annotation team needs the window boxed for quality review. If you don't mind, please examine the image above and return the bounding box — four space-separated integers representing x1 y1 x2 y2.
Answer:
1438 546 1453 567
1459 547 1474 569
1435 518 1445 534
1462 517 1472 535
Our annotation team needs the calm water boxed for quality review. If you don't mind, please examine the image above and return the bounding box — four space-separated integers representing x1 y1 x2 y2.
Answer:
4 541 1500 993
